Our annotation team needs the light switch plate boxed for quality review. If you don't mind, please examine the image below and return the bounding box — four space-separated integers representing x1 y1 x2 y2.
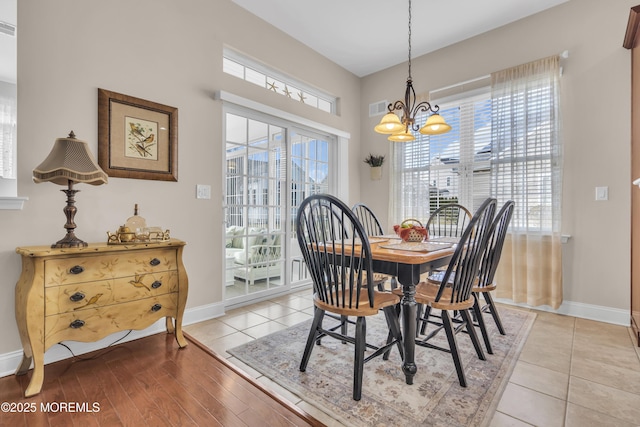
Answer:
595 186 608 201
196 184 211 199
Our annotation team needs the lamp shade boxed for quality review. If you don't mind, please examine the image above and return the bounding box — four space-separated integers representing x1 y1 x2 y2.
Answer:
419 114 451 135
374 112 405 134
388 129 415 142
33 131 108 186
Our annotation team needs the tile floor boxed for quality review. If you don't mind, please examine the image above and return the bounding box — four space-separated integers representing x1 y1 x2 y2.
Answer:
184 288 640 426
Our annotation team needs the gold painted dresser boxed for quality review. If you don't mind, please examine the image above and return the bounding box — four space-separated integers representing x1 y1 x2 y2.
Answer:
14 239 188 397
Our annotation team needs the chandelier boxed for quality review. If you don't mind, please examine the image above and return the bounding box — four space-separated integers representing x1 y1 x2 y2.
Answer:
374 0 451 142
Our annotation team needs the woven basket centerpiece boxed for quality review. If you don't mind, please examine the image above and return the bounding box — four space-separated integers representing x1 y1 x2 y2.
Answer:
393 219 428 242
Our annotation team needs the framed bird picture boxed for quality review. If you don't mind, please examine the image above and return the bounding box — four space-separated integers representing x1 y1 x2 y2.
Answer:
98 88 178 181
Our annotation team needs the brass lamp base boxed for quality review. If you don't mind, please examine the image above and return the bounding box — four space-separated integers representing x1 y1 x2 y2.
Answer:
51 181 88 249
52 233 88 249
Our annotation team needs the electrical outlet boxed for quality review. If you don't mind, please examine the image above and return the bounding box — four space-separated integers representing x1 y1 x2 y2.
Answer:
196 184 211 199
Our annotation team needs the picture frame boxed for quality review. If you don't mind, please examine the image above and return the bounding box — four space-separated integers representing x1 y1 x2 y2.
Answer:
98 88 178 181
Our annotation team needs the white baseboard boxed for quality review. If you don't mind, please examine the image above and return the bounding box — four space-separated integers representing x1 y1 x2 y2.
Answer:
0 301 226 380
495 298 630 326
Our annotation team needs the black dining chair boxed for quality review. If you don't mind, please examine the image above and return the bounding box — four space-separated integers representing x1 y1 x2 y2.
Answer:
352 203 396 290
352 203 384 236
426 203 472 241
422 200 514 354
297 194 404 401
397 197 496 388
415 203 473 330
470 200 515 353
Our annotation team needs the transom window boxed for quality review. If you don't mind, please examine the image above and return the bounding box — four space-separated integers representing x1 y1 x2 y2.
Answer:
223 48 336 114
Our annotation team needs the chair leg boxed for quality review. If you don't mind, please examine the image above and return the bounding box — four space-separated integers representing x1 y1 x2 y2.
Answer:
353 316 366 401
300 308 324 372
441 310 467 387
382 305 404 361
483 291 505 335
341 315 348 344
416 303 423 337
383 302 402 360
419 305 432 335
473 293 493 355
460 308 486 361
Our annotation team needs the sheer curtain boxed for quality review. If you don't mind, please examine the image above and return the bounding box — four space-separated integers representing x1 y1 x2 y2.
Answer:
490 55 563 309
0 89 17 179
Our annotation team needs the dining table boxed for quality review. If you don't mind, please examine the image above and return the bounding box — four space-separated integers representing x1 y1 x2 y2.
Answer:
367 236 455 385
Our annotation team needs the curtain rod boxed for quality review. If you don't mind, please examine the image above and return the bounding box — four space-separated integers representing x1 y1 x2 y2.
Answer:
431 50 569 95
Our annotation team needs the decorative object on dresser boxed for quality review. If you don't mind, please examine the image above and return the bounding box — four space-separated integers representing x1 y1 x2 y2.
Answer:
98 88 178 182
106 204 170 244
32 131 108 248
14 239 189 397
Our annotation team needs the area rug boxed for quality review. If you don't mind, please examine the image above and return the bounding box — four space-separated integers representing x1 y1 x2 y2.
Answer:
228 306 536 427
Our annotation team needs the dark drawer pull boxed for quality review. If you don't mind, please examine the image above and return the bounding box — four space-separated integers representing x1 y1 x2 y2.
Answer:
151 281 162 289
69 265 84 275
149 258 161 267
69 319 85 329
69 292 85 302
151 304 162 312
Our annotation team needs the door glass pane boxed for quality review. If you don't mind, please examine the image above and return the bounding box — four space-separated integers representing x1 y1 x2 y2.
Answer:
225 113 286 301
224 109 333 303
289 130 330 285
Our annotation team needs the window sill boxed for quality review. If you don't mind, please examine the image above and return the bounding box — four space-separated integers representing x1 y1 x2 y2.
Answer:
0 196 28 210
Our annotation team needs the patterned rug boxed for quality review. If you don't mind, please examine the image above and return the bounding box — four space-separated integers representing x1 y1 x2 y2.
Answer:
228 306 536 427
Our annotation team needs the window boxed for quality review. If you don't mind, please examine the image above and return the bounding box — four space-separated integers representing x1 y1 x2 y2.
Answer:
391 56 561 234
0 81 16 178
490 56 562 233
390 87 492 223
223 49 337 114
0 81 22 206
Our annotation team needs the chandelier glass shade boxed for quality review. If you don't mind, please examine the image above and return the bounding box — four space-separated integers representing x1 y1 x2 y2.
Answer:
374 0 451 142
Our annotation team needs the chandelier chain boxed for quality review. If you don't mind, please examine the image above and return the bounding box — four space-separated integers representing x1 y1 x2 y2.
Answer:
408 0 412 80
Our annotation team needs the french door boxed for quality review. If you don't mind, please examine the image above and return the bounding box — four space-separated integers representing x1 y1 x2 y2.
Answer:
223 106 333 305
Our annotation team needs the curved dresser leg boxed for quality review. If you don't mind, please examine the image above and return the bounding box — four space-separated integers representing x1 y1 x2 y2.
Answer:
23 353 44 397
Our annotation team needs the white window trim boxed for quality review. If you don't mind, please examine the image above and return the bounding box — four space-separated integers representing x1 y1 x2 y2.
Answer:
0 196 28 210
216 91 349 139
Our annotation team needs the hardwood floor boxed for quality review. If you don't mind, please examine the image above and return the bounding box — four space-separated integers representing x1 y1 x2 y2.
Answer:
0 333 322 427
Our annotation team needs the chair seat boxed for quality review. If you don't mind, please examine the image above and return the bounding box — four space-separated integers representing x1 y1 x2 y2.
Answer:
426 271 487 291
472 283 496 292
393 281 474 311
315 290 400 316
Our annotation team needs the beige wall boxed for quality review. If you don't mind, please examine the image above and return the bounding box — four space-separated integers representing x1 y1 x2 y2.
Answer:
360 0 636 311
0 0 361 356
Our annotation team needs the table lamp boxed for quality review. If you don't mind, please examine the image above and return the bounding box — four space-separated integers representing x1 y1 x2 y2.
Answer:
33 131 108 248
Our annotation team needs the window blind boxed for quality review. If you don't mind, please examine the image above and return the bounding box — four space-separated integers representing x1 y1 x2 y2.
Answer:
0 84 16 179
390 88 492 224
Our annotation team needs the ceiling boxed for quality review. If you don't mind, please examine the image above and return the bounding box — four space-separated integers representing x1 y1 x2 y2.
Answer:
0 1 570 84
232 0 569 77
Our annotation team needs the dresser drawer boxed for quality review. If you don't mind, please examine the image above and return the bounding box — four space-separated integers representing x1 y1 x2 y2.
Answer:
44 249 178 287
44 293 178 347
45 271 179 316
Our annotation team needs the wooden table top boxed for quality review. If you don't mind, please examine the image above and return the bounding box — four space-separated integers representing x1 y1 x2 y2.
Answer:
316 237 455 265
